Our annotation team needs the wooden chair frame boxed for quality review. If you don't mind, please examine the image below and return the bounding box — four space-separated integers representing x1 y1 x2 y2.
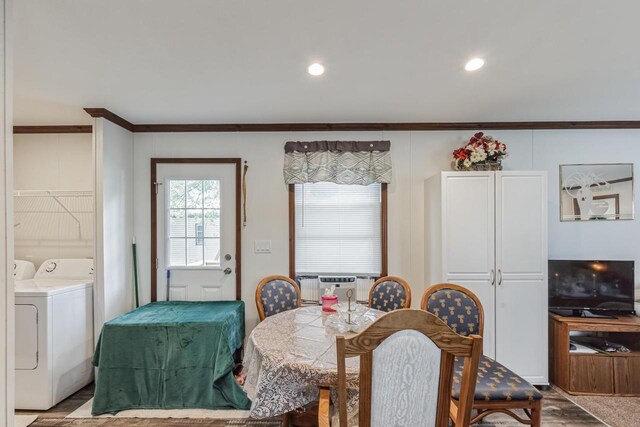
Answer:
368 275 412 309
333 309 483 427
422 283 542 427
255 275 301 321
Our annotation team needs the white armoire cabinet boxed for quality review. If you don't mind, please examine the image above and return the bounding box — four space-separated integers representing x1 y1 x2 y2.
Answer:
425 171 548 385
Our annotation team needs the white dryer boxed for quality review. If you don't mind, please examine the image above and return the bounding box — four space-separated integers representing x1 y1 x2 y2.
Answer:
15 258 94 410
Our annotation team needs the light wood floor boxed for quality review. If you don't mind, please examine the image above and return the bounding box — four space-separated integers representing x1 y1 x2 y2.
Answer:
17 383 604 426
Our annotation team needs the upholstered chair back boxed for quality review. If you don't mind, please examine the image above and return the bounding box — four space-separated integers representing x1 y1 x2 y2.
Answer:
421 284 545 427
255 275 301 321
421 283 484 337
335 309 482 427
368 276 412 312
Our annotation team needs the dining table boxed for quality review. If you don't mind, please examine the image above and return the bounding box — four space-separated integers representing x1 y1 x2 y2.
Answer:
243 305 385 424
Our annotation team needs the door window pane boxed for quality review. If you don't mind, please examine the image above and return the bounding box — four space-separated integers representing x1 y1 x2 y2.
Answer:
204 180 220 209
169 180 186 208
186 238 204 266
169 238 186 266
186 209 203 237
167 179 221 267
204 209 220 238
186 180 203 208
205 238 221 265
169 209 185 238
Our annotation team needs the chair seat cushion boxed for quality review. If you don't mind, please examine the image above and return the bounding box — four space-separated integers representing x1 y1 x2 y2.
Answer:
452 355 543 401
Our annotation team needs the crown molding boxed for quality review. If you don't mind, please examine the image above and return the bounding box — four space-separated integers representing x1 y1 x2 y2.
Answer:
83 108 640 133
132 121 640 133
84 108 134 132
13 125 92 134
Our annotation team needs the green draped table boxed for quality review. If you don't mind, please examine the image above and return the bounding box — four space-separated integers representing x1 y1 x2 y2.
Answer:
92 301 250 415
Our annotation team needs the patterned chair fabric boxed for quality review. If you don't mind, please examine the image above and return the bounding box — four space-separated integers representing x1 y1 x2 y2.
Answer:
370 280 408 312
424 288 480 336
452 355 543 401
260 279 299 318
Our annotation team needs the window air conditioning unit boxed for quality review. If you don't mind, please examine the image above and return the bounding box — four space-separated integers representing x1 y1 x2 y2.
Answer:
318 276 357 304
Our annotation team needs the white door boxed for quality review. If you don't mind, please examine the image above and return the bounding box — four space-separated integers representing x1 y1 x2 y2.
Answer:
495 171 548 384
442 172 496 358
156 163 237 301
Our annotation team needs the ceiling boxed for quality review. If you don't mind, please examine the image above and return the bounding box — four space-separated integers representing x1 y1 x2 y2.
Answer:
13 1 640 125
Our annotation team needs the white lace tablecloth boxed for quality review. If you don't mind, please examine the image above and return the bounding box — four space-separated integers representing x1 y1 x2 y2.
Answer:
243 305 384 419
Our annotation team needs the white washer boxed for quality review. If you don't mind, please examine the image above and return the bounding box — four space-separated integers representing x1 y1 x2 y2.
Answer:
15 258 94 410
14 260 36 280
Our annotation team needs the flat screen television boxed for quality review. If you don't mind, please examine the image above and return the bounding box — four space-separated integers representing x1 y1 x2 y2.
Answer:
548 260 636 316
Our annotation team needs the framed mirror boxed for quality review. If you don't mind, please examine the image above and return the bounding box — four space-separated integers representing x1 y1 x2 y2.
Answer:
560 163 634 221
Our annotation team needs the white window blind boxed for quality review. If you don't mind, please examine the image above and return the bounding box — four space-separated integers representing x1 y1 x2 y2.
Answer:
295 182 381 275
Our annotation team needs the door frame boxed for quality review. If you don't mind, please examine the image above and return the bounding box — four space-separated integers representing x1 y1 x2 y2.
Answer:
150 158 242 302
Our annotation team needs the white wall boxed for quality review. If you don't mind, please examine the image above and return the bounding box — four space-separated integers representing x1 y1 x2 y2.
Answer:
1 0 13 425
533 130 640 265
13 134 92 191
13 133 93 266
131 129 640 334
94 118 134 336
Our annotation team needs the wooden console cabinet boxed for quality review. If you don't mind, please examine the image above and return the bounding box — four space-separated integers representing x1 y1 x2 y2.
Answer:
549 313 640 396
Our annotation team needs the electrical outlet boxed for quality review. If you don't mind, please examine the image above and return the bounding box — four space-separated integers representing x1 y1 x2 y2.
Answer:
254 240 272 254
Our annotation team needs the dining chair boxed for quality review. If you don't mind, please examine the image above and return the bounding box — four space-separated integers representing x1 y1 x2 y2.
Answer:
322 309 482 427
421 283 543 427
255 275 301 321
367 276 412 312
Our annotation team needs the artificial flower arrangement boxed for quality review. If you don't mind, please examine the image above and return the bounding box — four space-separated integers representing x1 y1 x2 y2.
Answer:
452 132 507 170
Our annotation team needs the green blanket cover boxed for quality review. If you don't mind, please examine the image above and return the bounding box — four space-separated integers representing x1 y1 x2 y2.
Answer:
92 301 251 415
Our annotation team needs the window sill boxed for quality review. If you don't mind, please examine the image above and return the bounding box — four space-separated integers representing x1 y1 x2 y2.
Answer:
166 265 222 271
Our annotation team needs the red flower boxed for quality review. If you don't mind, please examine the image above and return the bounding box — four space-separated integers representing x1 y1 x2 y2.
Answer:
453 148 468 159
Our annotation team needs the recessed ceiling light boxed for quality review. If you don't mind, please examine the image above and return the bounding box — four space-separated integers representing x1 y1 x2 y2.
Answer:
465 57 485 72
307 63 325 76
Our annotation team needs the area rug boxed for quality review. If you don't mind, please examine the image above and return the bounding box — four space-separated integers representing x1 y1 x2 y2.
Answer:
57 388 609 426
554 387 639 427
66 398 251 419
15 414 37 427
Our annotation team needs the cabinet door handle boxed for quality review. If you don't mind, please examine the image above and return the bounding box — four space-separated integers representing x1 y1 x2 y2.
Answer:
490 269 495 286
497 269 503 286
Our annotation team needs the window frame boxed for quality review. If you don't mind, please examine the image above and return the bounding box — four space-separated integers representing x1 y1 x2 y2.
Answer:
288 183 388 279
164 178 223 270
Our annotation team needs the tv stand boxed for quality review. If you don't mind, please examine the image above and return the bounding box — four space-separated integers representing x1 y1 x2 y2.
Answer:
549 313 640 396
550 309 616 319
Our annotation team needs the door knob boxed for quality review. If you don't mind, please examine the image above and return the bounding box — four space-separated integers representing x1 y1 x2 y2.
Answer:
224 267 232 275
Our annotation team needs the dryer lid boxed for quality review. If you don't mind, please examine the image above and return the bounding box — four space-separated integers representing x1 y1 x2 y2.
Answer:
35 259 94 280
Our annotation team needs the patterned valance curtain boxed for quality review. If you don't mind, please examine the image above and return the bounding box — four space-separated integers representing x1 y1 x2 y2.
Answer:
283 140 392 185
